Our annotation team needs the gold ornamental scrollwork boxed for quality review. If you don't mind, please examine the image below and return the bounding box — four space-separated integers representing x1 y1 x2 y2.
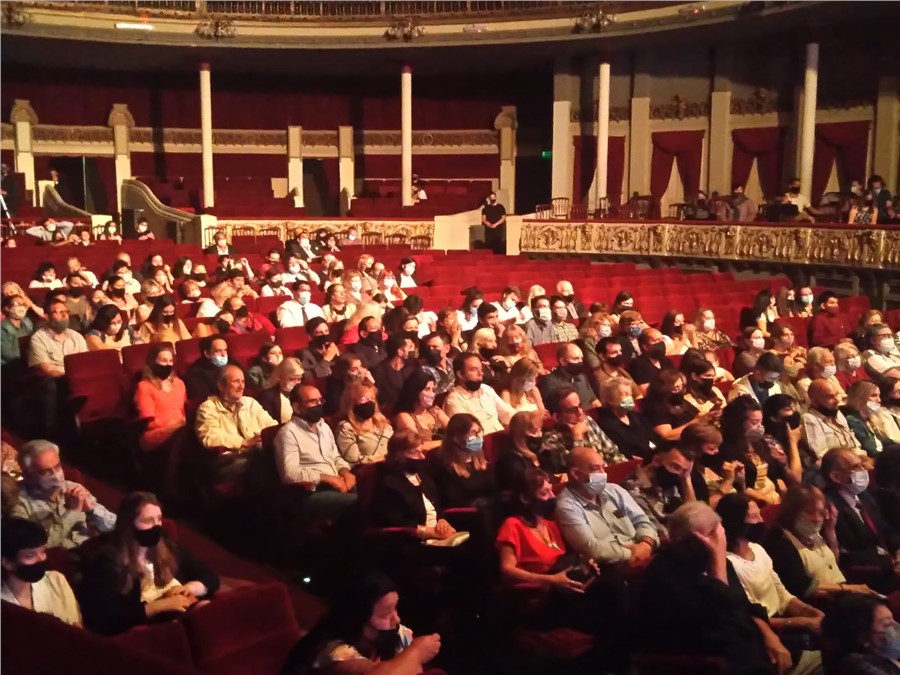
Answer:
216 219 434 246
519 221 899 270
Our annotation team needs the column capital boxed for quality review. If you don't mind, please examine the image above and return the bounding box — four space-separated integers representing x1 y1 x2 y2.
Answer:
200 61 211 71
402 65 412 74
10 99 38 125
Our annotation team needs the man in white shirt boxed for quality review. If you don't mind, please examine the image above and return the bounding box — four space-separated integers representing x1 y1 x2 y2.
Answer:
801 378 865 462
861 323 900 379
443 353 514 434
491 286 523 325
782 178 823 222
25 218 74 243
274 385 358 520
64 256 98 287
277 280 324 329
1 518 82 626
282 253 321 286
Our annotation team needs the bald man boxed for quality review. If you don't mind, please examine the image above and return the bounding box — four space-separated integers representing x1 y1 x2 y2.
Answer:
627 328 676 394
555 280 586 321
801 378 864 461
539 343 600 410
554 446 657 566
195 365 277 456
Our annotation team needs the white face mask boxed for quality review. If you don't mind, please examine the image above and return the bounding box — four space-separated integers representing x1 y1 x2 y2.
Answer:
866 401 881 413
879 338 895 354
703 318 716 331
350 280 362 292
503 299 516 311
821 364 837 379
383 278 395 289
598 325 612 338
297 291 311 304
801 294 813 305
846 355 862 370
403 265 415 275
536 307 551 322
750 338 765 350
522 380 536 392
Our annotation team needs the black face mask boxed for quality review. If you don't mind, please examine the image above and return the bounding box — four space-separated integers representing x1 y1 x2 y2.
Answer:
758 380 774 390
299 405 324 425
671 325 684 337
354 401 376 420
744 522 766 544
217 320 232 334
134 525 163 548
669 392 685 406
424 348 443 366
816 405 838 419
606 354 624 368
654 467 682 490
151 363 173 380
373 626 401 661
402 458 428 474
463 379 482 392
525 436 543 452
785 411 801 429
362 332 382 347
235 306 249 319
192 273 207 282
696 379 715 395
68 287 84 298
15 560 48 584
563 362 583 376
562 294 574 304
648 343 667 360
311 335 332 349
109 288 126 299
161 314 175 324
535 497 557 519
480 347 497 359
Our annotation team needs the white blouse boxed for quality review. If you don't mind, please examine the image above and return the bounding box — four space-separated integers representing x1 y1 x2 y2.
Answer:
1 571 82 626
783 529 846 586
727 542 795 618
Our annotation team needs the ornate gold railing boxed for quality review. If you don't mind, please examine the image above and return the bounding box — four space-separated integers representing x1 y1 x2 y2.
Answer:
20 0 671 21
519 220 900 271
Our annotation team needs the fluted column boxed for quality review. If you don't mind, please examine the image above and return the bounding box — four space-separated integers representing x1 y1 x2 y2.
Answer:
798 43 818 199
199 62 215 209
551 61 574 200
401 65 413 207
595 61 611 207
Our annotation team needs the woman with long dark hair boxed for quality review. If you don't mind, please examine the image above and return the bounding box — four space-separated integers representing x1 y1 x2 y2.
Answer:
138 295 191 344
280 572 441 675
393 371 449 451
85 304 136 351
430 413 495 509
77 491 218 635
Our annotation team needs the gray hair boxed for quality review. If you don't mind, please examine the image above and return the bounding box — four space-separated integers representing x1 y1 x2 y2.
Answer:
19 440 60 471
667 501 720 543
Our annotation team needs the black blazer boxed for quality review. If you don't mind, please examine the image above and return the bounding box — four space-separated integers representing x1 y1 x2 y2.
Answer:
594 407 658 459
349 342 385 371
203 244 236 255
77 534 220 636
255 386 284 423
823 485 897 571
284 239 317 261
184 356 239 402
762 526 818 601
494 449 539 494
369 463 443 529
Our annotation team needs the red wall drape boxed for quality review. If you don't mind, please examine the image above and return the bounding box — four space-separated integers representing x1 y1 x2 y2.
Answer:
811 121 871 202
572 135 626 206
650 131 705 200
731 127 786 199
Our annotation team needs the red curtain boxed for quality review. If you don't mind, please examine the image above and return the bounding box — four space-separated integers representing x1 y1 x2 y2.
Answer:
650 131 705 200
572 135 626 206
731 127 785 199
811 121 871 202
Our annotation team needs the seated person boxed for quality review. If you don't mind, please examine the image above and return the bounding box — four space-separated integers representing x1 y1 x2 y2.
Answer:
733 327 767 379
808 292 849 348
845 380 900 457
184 335 236 401
683 357 727 420
1 517 82 626
77 492 219 636
643 369 701 442
595 377 658 459
419 331 455 394
494 410 544 494
833 341 868 392
662 310 698 356
717 494 825 643
821 594 900 675
255 357 305 424
335 381 394 466
277 280 324 329
588 336 642 403
138 295 191 344
323 353 374 417
195 365 278 457
500 357 545 415
821 448 898 590
496 324 539 370
538 343 599 409
280 573 441 675
872 445 900 532
28 299 88 377
694 307 734 352
1 293 35 365
246 342 283 390
349 315 385 370
541 386 625 474
442 353 514 435
371 333 417 409
716 183 757 222
369 430 457 542
623 443 701 540
763 484 877 603
795 346 846 409
627 328 676 394
862 323 900 380
682 421 741 507
134 344 187 453
260 267 291 298
429 413 496 509
638 501 801 675
729 352 784 406
555 446 658 567
802 378 866 462
274 385 357 519
13 440 116 549
299 318 340 380
549 295 579 343
393 371 449 452
524 295 555 346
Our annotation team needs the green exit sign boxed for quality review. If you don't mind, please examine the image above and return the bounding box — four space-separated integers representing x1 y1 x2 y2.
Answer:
540 150 552 159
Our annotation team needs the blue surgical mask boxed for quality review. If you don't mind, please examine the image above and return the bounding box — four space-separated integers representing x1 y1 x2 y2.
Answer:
629 325 642 337
878 622 900 661
620 396 635 411
585 471 607 496
211 354 228 368
465 437 483 453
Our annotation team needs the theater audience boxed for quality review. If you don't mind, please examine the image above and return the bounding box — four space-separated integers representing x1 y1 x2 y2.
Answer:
398 258 417 289
393 371 449 451
457 288 484 334
255 357 305 424
717 396 785 505
821 594 900 674
429 413 495 509
336 381 393 466
541 387 624 473
77 491 218 636
845 380 900 457
834 341 869 391
539 343 598 409
729 352 784 405
694 308 734 352
627 328 676 394
419 331 454 394
880 377 900 439
862 323 900 379
643 369 700 441
296 318 338 380
350 315 385 370
495 324 537 370
500 357 545 415
443 353 514 435
796 346 845 407
683 357 726 420
28 299 87 376
13 439 116 549
138 296 190 344
548 295 578 342
808 291 849 348
1 293 34 365
802 378 865 461
555 280 586 321
85 304 136 351
29 262 63 290
322 283 356 324
371 333 416 409
245 342 283 389
660 310 694 355
323 353 373 417
733 327 767 378
1 517 82 626
555 446 658 566
494 411 544 493
589 336 641 401
134 344 187 452
492 285 523 325
524 295 554 346
184 335 234 401
280 573 440 675
595 378 657 459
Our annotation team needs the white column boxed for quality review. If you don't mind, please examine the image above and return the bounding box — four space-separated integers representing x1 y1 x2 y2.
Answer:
287 126 304 208
873 75 900 192
199 62 215 209
551 64 574 201
108 104 134 213
798 43 818 199
10 100 37 205
401 65 413 207
595 61 611 207
338 125 355 216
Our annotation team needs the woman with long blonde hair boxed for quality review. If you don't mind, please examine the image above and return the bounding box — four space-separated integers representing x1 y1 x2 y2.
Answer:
500 358 545 415
335 380 393 465
497 324 539 369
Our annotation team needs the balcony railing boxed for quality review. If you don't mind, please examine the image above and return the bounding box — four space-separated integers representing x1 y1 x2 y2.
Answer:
23 0 675 21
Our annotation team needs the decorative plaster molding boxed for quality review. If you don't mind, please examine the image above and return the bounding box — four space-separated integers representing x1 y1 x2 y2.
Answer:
494 106 518 131
33 125 113 143
649 95 709 121
1 124 14 141
730 89 783 115
196 17 236 39
358 130 498 147
519 220 898 270
571 104 631 123
130 128 288 146
302 131 339 147
211 219 434 246
3 2 28 26
107 104 135 129
10 100 38 125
